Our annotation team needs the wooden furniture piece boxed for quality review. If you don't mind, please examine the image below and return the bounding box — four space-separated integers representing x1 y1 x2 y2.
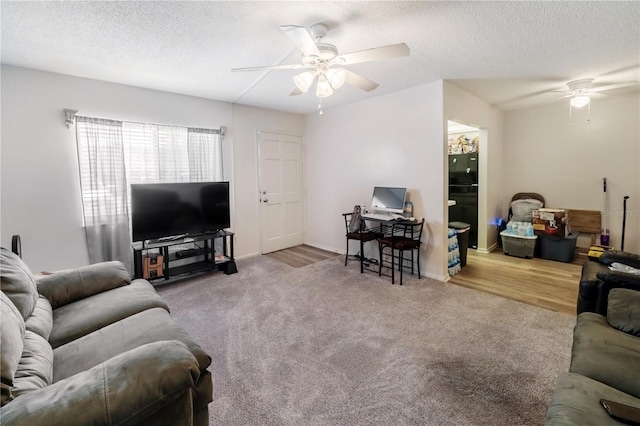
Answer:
377 218 425 285
342 212 383 273
566 209 601 246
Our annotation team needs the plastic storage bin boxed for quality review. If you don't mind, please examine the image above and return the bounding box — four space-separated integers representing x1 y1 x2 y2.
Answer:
539 232 579 262
500 231 537 258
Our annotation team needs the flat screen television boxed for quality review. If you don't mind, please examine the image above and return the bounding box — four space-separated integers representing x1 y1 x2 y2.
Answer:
369 186 407 214
131 181 230 242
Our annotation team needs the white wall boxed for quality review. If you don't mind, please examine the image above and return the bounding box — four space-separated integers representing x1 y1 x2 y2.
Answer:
304 81 447 280
231 104 305 258
1 65 304 272
444 82 505 252
504 91 639 254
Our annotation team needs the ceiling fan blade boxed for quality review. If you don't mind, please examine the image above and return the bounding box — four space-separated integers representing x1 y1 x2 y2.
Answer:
345 70 379 92
231 63 309 72
280 25 321 57
337 43 410 65
591 81 639 93
289 86 304 96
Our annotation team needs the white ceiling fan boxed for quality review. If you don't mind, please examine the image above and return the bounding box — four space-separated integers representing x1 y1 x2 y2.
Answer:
232 23 410 99
557 78 638 108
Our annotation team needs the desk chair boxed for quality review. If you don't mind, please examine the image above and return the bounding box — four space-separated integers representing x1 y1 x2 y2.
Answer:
343 212 383 273
378 219 424 285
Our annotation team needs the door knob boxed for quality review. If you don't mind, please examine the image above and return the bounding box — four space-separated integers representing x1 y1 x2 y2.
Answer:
263 198 269 203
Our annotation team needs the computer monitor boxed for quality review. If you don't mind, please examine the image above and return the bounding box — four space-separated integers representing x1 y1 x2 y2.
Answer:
369 187 407 214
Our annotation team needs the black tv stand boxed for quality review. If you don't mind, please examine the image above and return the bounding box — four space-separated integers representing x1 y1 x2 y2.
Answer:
132 231 236 281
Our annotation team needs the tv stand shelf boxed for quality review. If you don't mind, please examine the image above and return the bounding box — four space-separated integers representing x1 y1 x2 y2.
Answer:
132 231 237 281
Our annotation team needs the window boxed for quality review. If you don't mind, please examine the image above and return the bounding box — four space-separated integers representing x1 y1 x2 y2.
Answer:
75 115 224 270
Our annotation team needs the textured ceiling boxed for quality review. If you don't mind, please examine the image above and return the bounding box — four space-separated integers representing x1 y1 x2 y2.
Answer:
2 1 639 115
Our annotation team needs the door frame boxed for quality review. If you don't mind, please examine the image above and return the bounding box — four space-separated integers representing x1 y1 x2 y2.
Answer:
256 129 305 254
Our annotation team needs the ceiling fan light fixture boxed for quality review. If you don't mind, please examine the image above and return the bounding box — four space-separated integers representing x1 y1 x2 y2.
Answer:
326 68 347 89
293 70 316 93
570 94 590 108
316 74 334 98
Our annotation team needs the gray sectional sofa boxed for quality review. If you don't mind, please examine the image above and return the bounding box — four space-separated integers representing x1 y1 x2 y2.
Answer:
0 248 212 425
545 287 640 425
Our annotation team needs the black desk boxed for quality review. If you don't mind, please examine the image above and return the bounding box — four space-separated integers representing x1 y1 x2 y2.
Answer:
361 216 420 277
363 215 416 235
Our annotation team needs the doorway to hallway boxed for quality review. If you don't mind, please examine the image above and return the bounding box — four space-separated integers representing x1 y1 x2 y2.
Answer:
448 121 480 249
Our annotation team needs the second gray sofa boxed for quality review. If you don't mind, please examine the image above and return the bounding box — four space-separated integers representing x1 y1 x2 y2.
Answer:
545 287 640 425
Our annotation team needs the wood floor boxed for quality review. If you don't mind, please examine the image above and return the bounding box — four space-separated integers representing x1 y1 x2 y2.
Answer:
448 248 582 316
265 245 339 268
266 244 582 316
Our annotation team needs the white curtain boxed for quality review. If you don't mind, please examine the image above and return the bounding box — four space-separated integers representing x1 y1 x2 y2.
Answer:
75 117 133 272
76 117 224 273
188 128 223 182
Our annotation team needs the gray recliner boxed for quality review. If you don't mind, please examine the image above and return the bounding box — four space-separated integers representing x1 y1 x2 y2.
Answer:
0 248 212 425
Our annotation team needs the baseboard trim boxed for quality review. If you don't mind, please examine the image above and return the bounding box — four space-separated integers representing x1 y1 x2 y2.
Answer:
476 243 498 254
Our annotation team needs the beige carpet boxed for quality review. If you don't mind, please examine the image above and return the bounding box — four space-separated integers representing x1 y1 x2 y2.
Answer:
157 255 575 425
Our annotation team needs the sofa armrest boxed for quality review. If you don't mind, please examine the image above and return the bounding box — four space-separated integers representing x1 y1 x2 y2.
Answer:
1 340 200 426
596 270 640 287
36 261 131 309
599 249 640 269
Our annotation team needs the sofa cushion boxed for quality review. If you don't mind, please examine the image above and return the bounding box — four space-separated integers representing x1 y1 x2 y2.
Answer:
12 330 54 398
607 288 640 337
36 261 131 309
1 291 25 406
25 296 53 341
545 372 640 426
1 248 38 320
52 307 213 416
570 312 640 399
1 340 200 426
53 307 211 382
48 279 170 349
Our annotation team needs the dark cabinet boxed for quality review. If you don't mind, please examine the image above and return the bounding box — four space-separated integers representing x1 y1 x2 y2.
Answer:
449 153 479 249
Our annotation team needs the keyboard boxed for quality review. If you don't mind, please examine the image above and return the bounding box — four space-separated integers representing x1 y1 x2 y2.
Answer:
362 212 396 221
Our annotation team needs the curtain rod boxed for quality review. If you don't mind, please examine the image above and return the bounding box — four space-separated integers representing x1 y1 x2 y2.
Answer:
67 109 226 136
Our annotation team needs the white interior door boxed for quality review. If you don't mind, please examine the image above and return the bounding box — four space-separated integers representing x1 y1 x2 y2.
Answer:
258 131 304 254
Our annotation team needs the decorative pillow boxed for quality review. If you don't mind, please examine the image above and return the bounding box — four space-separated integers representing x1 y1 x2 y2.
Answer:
0 248 38 320
510 199 544 222
1 291 26 406
607 288 640 337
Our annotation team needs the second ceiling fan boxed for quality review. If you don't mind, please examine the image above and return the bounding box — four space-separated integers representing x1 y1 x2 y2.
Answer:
232 23 410 98
557 78 638 108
